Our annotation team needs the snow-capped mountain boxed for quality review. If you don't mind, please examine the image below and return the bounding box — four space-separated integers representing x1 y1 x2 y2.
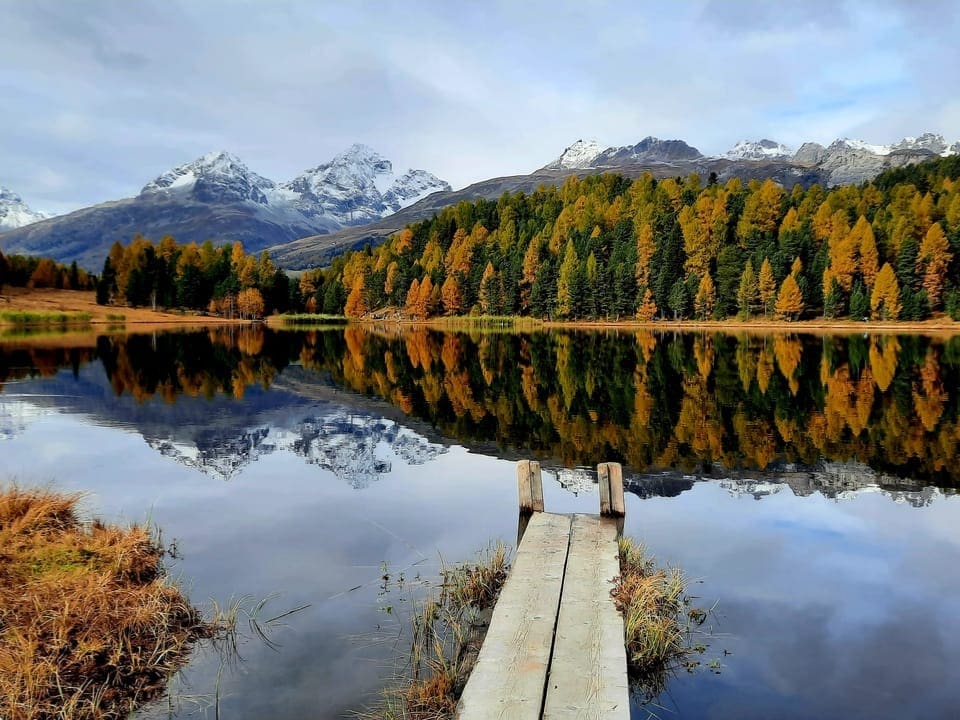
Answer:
0 145 449 269
147 409 448 485
725 139 793 161
0 186 49 231
282 144 450 226
544 139 609 170
140 150 279 205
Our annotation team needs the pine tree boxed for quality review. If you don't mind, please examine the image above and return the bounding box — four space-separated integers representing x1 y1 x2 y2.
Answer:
668 279 689 319
636 287 657 321
556 239 578 318
870 263 901 320
849 281 869 320
737 260 759 317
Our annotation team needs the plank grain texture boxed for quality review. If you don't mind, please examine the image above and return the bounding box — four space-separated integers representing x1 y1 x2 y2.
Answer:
542 514 630 719
455 512 572 720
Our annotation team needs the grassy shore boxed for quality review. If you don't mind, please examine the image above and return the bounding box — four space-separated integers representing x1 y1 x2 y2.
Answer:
0 486 215 720
0 287 243 327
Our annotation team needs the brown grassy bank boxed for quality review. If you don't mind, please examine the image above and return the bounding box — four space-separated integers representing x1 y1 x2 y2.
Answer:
0 287 243 327
0 486 213 720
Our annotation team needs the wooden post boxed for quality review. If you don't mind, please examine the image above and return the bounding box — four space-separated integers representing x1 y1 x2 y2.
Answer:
517 460 544 514
597 462 625 517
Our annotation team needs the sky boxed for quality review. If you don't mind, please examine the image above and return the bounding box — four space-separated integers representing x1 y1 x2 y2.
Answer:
1 0 958 215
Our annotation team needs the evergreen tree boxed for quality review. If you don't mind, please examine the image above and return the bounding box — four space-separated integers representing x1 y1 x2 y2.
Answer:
737 260 759 317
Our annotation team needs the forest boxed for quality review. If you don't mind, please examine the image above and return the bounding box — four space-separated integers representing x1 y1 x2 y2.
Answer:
0 251 95 292
95 236 294 319
301 156 960 322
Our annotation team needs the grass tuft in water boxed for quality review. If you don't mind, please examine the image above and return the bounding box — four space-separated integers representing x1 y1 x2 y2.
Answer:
359 542 510 720
0 484 215 720
612 537 715 701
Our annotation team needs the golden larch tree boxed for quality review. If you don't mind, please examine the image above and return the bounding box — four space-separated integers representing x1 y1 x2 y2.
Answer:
693 273 716 320
758 258 777 317
870 263 901 320
917 222 952 309
775 273 804 320
344 275 367 318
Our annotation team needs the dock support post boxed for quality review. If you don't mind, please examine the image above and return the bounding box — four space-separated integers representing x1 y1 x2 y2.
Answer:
517 460 544 513
597 462 625 518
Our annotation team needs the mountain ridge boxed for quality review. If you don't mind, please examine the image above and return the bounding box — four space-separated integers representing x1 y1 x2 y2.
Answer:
0 145 449 270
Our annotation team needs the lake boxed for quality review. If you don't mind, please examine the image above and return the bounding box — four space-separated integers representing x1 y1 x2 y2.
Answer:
2 326 959 719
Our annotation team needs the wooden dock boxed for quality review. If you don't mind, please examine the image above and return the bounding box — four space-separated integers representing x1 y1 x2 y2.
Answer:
456 461 630 720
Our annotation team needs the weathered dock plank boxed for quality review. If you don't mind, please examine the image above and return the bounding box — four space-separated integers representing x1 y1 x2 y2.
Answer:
542 514 629 719
456 512 572 720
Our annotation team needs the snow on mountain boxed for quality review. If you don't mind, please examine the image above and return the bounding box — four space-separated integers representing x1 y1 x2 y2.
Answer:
834 137 893 156
544 139 609 170
384 169 452 211
725 139 793 161
282 144 451 226
0 186 49 231
140 146 451 222
146 408 448 485
140 151 281 205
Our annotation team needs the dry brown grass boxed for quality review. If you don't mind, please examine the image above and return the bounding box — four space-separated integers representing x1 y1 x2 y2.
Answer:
0 486 212 720
612 537 712 700
0 287 242 326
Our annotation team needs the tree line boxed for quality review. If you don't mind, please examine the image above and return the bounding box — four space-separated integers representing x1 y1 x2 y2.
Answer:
0 251 95 292
96 236 295 319
300 156 960 322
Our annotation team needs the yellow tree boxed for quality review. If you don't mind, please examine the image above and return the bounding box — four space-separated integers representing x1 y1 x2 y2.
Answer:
635 222 656 290
440 274 463 315
827 210 856 292
693 273 716 320
237 288 265 320
636 288 657 321
758 258 777 317
870 263 901 320
737 179 784 245
775 273 804 320
344 275 367 318
404 278 421 317
917 222 952 309
854 217 879 290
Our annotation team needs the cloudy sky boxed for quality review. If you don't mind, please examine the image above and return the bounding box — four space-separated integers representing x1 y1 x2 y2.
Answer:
1 0 958 214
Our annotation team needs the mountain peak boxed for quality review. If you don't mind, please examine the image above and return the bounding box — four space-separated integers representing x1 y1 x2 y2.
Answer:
283 146 449 226
0 186 49 231
140 151 275 204
725 139 792 160
545 139 608 170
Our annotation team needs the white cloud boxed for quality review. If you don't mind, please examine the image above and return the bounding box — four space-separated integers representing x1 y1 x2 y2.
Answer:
0 0 957 212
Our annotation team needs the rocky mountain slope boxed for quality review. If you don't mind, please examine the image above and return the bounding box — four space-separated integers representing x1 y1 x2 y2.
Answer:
271 131 958 269
0 145 449 270
0 186 48 231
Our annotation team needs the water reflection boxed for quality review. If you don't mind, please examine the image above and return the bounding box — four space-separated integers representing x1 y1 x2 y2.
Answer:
3 327 959 490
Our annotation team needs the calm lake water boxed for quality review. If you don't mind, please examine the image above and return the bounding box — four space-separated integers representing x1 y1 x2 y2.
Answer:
2 326 960 719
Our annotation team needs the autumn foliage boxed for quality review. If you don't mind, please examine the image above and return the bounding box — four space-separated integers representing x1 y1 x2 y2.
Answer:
296 156 960 322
